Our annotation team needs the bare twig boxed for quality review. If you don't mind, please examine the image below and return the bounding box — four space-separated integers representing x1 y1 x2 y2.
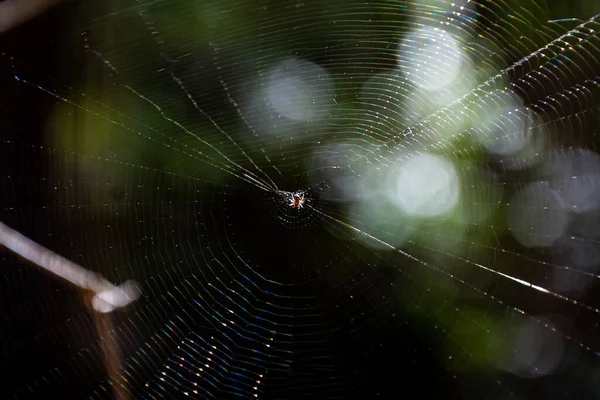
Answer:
0 220 140 312
0 220 139 399
0 0 67 33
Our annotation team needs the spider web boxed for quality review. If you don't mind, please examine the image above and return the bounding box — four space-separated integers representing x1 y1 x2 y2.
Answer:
1 0 600 398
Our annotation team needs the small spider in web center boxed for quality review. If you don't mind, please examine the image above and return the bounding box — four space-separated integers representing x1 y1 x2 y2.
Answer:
288 191 305 209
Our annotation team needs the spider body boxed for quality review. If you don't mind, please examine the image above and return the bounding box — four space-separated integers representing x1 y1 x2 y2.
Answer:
288 191 305 209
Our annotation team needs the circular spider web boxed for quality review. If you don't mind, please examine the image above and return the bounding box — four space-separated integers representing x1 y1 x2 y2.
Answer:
1 0 600 398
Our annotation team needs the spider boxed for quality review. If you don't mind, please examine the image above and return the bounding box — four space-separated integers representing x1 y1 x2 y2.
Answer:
288 191 305 209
